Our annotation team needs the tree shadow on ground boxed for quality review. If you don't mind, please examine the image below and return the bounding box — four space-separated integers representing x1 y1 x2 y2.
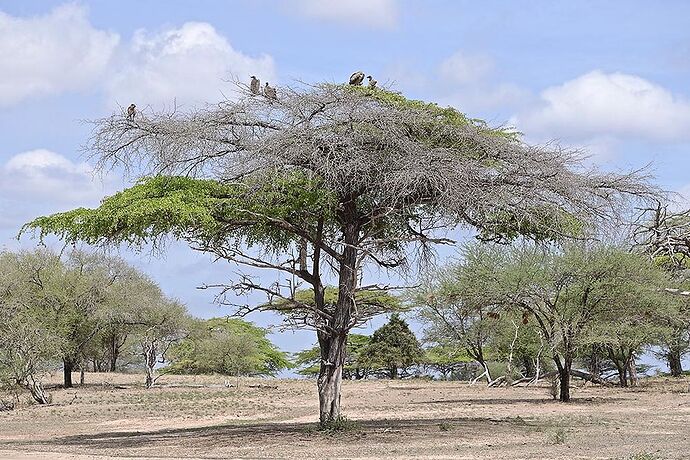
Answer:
4 415 539 452
411 396 627 406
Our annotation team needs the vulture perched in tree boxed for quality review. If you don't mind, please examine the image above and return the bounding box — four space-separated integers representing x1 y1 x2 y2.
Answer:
127 104 136 120
250 76 260 95
264 82 277 100
367 76 377 89
349 71 365 85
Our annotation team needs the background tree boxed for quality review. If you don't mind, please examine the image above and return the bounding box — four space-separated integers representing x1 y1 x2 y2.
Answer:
421 344 472 380
449 243 672 401
634 202 690 376
134 297 190 389
0 253 62 404
167 317 290 378
24 82 655 423
413 247 507 384
360 314 423 379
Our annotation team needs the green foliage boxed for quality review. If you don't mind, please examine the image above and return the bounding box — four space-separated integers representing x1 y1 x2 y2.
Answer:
360 314 423 378
344 84 515 140
167 318 290 376
421 344 472 379
22 173 337 253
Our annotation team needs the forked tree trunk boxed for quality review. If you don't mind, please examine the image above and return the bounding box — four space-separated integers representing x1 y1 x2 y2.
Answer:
24 376 49 404
667 350 684 377
142 342 157 389
316 199 359 425
63 360 74 388
554 353 572 402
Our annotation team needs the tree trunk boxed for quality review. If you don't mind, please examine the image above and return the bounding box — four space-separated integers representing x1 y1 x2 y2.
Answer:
317 331 347 425
523 356 535 378
614 361 628 387
627 355 639 387
24 376 49 404
110 335 119 372
586 347 603 378
316 198 359 426
554 354 572 402
668 350 684 377
142 342 157 389
63 360 74 388
79 367 85 386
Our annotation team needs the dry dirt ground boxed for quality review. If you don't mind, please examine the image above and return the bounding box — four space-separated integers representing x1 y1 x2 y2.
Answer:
0 373 689 459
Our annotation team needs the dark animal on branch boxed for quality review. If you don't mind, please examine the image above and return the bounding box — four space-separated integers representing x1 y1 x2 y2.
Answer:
349 71 365 85
250 76 260 95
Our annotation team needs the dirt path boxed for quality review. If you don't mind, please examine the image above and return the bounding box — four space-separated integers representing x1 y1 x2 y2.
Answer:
1 373 688 459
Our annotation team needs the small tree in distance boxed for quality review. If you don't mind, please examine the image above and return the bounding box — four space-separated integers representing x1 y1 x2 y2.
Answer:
361 314 423 379
23 81 656 423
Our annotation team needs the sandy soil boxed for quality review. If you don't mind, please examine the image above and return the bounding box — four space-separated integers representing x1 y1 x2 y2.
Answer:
0 372 688 459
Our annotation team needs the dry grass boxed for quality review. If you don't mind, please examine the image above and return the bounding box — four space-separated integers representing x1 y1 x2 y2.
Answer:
0 372 688 459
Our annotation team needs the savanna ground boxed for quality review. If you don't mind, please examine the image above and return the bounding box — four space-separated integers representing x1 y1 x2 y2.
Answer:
0 373 689 459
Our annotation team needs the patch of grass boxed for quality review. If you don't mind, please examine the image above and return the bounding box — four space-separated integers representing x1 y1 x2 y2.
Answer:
550 427 568 445
625 454 662 460
318 415 361 434
439 421 453 431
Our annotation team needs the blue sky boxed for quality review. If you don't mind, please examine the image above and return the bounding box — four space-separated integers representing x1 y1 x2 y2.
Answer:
2 1 690 358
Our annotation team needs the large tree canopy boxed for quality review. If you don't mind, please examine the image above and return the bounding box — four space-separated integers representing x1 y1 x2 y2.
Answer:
22 82 656 424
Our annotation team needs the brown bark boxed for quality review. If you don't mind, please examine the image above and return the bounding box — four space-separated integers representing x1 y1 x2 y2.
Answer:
316 197 359 425
667 350 684 377
317 332 346 424
63 360 74 388
553 353 572 402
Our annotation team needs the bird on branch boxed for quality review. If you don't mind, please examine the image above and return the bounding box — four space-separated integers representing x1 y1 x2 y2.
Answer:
349 71 365 85
250 76 260 95
367 75 377 89
264 82 277 100
126 104 136 120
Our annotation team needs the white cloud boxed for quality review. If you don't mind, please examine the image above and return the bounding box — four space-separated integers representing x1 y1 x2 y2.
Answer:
0 4 119 107
513 71 690 142
439 51 493 85
1 149 105 204
296 0 398 29
429 51 532 114
106 22 277 108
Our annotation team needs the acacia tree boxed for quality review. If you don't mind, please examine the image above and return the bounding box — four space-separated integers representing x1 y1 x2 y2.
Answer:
413 247 510 384
452 243 670 401
634 203 690 375
0 253 62 404
134 296 189 389
167 318 290 377
24 82 654 423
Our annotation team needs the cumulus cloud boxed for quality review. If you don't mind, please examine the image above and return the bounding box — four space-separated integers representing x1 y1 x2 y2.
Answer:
430 51 532 114
0 4 119 107
0 149 106 204
513 71 690 142
295 0 398 29
106 22 276 108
